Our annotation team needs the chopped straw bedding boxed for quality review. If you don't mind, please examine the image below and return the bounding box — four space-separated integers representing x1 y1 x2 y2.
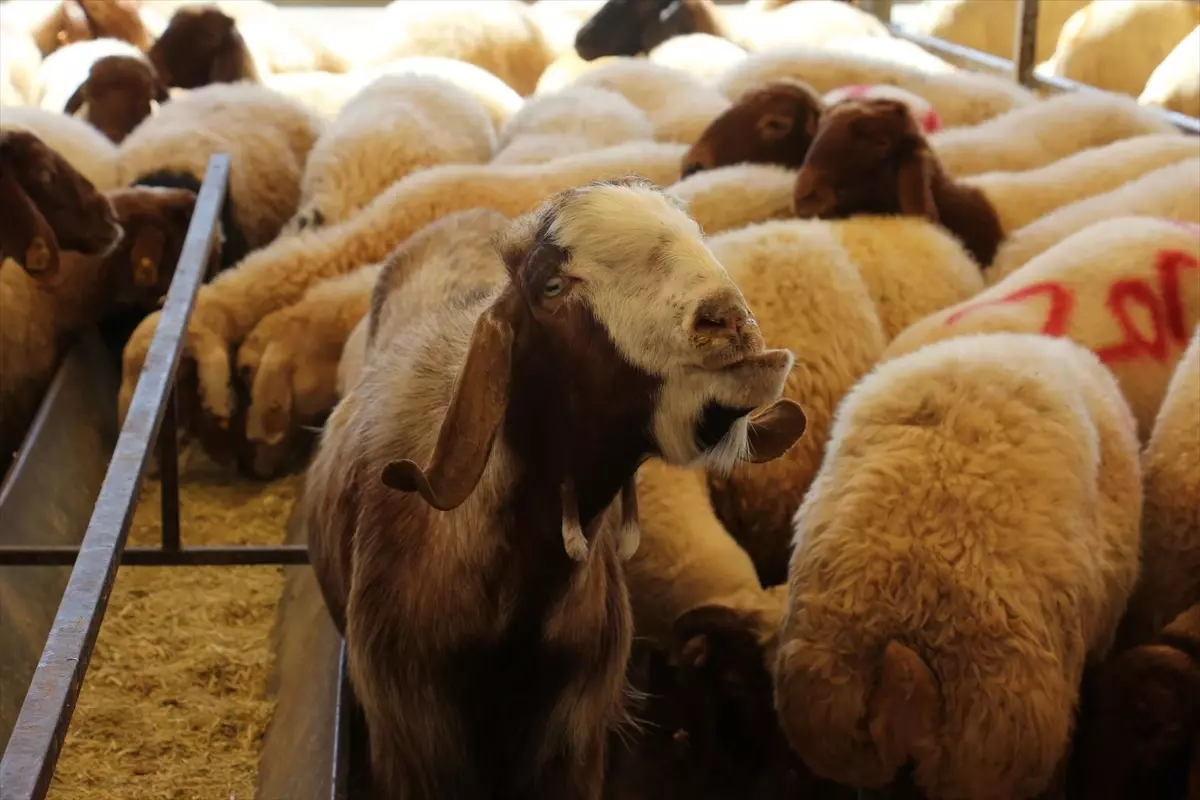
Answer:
47 467 301 800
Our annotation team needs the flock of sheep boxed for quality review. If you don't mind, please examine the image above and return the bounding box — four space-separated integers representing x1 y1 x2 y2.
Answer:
1 0 1198 799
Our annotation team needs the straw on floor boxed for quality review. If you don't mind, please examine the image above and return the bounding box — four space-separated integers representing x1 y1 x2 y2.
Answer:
47 466 301 800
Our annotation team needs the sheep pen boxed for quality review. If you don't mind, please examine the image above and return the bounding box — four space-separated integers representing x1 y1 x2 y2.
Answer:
1 1 1198 799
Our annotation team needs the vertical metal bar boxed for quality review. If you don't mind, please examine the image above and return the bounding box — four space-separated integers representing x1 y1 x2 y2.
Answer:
330 640 351 800
0 154 230 800
158 389 180 552
1013 0 1040 87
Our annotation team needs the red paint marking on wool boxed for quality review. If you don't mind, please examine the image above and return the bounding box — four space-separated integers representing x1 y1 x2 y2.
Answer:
1157 249 1199 341
945 281 1075 336
921 107 942 134
1096 279 1170 363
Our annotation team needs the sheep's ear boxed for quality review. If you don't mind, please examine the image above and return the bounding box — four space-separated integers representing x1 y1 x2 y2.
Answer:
0 169 61 277
896 149 939 223
793 166 838 218
380 288 521 510
210 23 249 83
757 112 794 141
1161 602 1200 641
130 224 164 287
154 76 171 104
865 641 940 779
742 398 806 463
64 82 87 114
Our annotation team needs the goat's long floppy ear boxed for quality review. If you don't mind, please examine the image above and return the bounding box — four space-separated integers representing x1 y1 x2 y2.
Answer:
0 169 61 277
896 148 939 223
865 641 940 779
742 398 806 463
793 166 838 219
64 82 87 114
380 289 521 510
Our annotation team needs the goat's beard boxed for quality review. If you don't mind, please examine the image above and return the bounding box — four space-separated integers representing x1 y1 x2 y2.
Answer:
697 415 751 477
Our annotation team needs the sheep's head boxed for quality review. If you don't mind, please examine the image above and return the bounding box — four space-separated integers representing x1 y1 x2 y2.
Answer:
575 0 714 61
793 97 941 221
0 130 122 276
1068 604 1200 800
104 185 198 307
609 597 832 799
75 0 153 51
822 84 942 134
380 179 807 549
149 6 256 89
682 80 824 178
65 55 169 143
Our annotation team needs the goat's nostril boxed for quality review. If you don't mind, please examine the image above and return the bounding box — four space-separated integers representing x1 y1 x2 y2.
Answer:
692 301 749 338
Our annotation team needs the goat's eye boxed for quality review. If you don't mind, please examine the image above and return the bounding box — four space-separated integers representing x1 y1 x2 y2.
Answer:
542 277 566 298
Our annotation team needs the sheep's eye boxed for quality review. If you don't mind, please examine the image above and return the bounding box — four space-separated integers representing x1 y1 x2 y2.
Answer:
542 277 566 298
37 168 53 186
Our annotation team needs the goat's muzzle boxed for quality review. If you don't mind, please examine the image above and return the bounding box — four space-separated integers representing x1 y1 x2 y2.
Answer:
691 293 764 369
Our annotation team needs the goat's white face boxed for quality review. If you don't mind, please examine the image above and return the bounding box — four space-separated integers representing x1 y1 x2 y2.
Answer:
380 180 808 516
533 181 802 472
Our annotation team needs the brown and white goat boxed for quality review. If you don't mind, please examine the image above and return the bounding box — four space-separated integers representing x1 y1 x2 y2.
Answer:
303 179 808 799
0 129 122 275
1069 603 1200 800
148 6 261 89
791 97 1005 267
681 79 824 179
1 183 196 471
64 54 169 143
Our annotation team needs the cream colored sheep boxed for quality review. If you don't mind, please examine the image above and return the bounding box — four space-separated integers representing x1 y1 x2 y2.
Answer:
0 105 119 189
357 0 555 97
1038 0 1200 98
527 0 602 58
668 163 798 236
929 91 1182 178
568 58 732 145
1117 326 1200 647
118 140 689 430
776 332 1142 799
989 157 1200 283
822 35 956 75
884 216 1200 440
913 0 1088 65
1139 25 1200 119
116 81 324 265
490 86 653 166
719 45 1036 128
647 33 748 84
243 209 513 450
696 215 981 584
265 57 524 132
284 74 497 235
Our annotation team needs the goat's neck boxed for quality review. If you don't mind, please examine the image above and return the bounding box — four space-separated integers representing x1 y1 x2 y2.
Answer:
928 170 1004 268
503 337 656 540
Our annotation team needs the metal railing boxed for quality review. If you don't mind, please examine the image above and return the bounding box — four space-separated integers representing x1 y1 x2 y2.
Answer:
868 0 1200 136
0 154 334 800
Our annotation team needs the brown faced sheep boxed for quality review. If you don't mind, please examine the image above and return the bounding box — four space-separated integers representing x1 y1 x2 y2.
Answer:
607 601 857 800
64 54 169 143
1069 603 1200 800
575 0 724 60
792 98 1197 270
148 5 260 89
0 129 122 275
302 180 808 799
1 183 196 472
681 80 824 179
791 97 1004 266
